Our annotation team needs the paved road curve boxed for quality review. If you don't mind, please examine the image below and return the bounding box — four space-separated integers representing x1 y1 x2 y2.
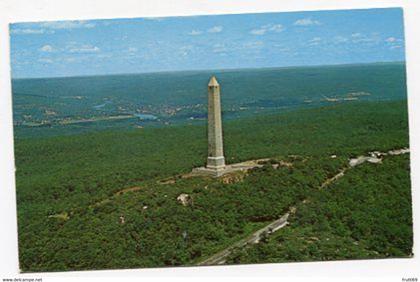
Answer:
197 213 290 266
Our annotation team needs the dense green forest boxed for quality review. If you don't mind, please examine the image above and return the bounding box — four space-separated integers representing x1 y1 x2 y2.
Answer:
15 100 412 271
226 154 412 264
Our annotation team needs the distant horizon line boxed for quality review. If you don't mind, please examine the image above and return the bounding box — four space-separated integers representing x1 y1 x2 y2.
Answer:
12 60 406 80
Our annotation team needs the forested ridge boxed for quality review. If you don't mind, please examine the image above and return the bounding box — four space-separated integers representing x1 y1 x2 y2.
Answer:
226 155 412 263
15 100 412 271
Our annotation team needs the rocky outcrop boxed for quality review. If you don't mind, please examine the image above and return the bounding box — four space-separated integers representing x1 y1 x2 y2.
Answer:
177 193 192 206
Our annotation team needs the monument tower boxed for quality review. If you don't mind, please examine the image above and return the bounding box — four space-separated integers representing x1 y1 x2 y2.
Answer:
192 76 263 177
206 76 226 171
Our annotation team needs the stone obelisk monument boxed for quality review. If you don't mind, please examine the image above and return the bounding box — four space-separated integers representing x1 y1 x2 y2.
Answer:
206 76 226 171
191 76 265 178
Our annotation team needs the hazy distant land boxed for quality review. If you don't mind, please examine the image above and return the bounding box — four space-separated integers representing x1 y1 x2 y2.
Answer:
12 62 406 138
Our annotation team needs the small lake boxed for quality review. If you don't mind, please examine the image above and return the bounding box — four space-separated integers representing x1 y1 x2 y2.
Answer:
134 113 158 120
93 101 113 110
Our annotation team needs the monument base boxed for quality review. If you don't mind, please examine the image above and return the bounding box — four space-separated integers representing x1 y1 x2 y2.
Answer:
192 166 227 177
207 156 225 168
191 158 271 178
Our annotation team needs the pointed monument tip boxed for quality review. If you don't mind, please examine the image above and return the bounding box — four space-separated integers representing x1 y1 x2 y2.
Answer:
208 76 219 87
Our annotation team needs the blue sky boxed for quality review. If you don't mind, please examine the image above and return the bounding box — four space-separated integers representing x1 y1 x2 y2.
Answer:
9 8 405 78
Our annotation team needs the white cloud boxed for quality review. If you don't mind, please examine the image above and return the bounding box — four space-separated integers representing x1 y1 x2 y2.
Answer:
68 44 100 53
84 23 96 28
333 36 348 44
179 45 193 56
267 24 284 32
308 37 322 46
188 30 202 36
351 33 380 44
96 54 112 59
250 28 266 35
212 43 228 53
332 33 387 46
40 20 95 30
250 24 284 35
390 45 402 50
11 28 46 35
385 37 403 50
243 41 264 49
309 37 321 42
39 45 53 52
294 18 321 26
207 26 223 33
126 47 138 57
